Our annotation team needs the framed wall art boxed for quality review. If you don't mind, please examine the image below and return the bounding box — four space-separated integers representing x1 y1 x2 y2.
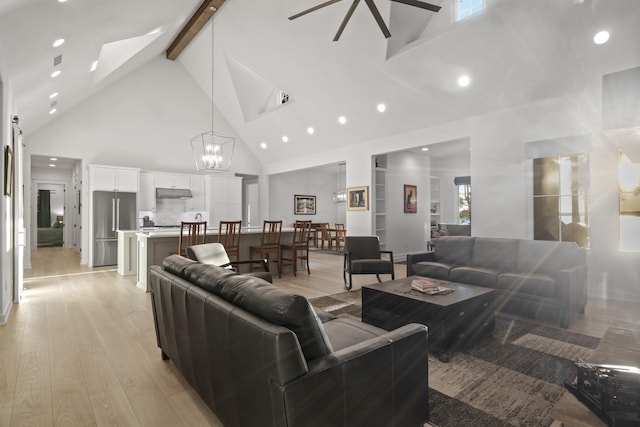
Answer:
347 186 369 211
404 184 417 213
294 194 316 215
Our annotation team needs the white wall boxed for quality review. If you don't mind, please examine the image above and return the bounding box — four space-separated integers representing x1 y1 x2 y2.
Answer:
261 88 640 301
23 55 264 265
384 151 430 259
0 39 19 323
269 167 346 226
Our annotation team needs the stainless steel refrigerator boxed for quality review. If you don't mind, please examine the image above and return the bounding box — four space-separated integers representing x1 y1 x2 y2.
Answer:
93 191 137 266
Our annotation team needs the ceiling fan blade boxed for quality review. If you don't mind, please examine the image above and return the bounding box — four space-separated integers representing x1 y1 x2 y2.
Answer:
289 0 343 20
364 0 391 38
390 0 441 12
333 0 361 41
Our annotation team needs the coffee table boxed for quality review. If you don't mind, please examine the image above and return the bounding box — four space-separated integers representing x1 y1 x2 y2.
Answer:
362 276 496 362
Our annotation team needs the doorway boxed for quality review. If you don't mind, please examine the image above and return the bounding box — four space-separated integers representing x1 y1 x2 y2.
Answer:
36 184 65 247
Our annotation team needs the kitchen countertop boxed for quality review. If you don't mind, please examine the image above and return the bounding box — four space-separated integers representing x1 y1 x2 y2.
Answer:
136 226 294 238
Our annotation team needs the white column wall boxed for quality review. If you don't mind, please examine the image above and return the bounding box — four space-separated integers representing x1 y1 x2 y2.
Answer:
384 151 430 259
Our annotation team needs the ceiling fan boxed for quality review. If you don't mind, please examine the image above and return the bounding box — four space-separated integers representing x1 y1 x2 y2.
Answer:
288 0 441 41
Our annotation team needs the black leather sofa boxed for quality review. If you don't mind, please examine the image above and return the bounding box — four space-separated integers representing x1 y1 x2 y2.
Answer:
150 255 429 427
407 236 588 327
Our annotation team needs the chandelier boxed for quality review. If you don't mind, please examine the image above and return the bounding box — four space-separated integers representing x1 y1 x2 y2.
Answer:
191 131 235 171
192 16 235 172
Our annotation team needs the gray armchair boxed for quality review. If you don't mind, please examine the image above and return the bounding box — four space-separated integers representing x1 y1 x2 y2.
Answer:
186 242 273 283
343 236 394 290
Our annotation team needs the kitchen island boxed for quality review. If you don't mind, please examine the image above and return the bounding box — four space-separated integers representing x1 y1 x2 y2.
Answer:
135 226 295 291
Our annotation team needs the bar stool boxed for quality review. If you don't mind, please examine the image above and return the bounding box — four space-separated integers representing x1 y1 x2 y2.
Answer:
281 220 311 276
178 221 207 257
319 223 336 250
250 220 283 278
218 220 242 261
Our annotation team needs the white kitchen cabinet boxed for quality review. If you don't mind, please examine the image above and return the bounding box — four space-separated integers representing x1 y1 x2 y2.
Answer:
155 173 190 189
210 176 242 225
139 172 156 211
187 175 206 211
117 230 137 276
89 165 139 192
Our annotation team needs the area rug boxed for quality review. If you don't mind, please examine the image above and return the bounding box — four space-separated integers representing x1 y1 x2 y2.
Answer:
309 290 600 427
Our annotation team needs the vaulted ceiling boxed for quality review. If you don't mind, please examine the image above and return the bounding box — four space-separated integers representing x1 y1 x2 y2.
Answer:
1 0 639 165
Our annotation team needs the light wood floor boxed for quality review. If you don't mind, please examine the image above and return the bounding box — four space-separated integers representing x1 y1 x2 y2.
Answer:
2 247 639 427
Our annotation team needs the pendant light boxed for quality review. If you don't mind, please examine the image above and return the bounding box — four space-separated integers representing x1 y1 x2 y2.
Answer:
191 15 235 172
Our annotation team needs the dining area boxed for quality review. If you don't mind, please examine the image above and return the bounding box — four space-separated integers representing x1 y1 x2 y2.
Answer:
308 222 347 251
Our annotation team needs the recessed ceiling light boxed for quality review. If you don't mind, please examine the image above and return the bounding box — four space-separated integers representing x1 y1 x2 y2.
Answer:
307 127 315 135
421 147 429 151
58 0 67 2
53 38 65 47
260 142 267 149
90 60 98 72
458 75 471 87
338 116 347 124
593 30 609 45
49 108 57 115
51 70 61 78
282 136 289 143
49 164 56 167
50 92 58 99
377 103 386 113
50 157 58 161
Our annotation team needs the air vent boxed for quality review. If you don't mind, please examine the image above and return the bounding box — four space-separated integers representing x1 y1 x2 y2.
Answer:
53 54 63 66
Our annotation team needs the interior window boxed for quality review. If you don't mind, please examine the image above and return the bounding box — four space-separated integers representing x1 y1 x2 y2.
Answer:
533 154 590 248
619 149 640 251
455 0 484 21
457 181 471 224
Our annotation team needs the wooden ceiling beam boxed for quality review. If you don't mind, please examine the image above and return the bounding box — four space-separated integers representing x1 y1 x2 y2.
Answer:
166 0 226 61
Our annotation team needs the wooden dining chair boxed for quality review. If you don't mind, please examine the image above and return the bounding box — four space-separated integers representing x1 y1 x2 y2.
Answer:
218 220 242 261
178 221 207 257
334 223 346 251
319 223 336 250
281 220 311 276
249 220 283 278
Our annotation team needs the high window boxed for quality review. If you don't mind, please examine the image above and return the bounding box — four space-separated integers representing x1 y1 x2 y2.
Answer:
455 0 484 21
619 149 640 251
533 154 590 248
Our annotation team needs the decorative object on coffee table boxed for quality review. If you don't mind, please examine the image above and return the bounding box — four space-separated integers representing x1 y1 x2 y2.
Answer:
362 275 496 362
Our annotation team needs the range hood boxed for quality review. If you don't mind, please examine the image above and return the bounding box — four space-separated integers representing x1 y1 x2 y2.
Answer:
156 188 193 199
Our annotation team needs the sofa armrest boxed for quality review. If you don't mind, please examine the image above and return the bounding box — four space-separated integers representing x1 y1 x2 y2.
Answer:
380 249 394 261
406 251 436 276
274 323 429 427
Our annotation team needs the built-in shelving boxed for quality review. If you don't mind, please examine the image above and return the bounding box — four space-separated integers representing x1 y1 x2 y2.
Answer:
373 155 387 247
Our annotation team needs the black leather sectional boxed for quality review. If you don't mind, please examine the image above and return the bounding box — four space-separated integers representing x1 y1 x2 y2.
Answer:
150 255 429 427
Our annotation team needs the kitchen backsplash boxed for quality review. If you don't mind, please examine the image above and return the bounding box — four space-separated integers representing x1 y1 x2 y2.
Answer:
139 198 208 227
